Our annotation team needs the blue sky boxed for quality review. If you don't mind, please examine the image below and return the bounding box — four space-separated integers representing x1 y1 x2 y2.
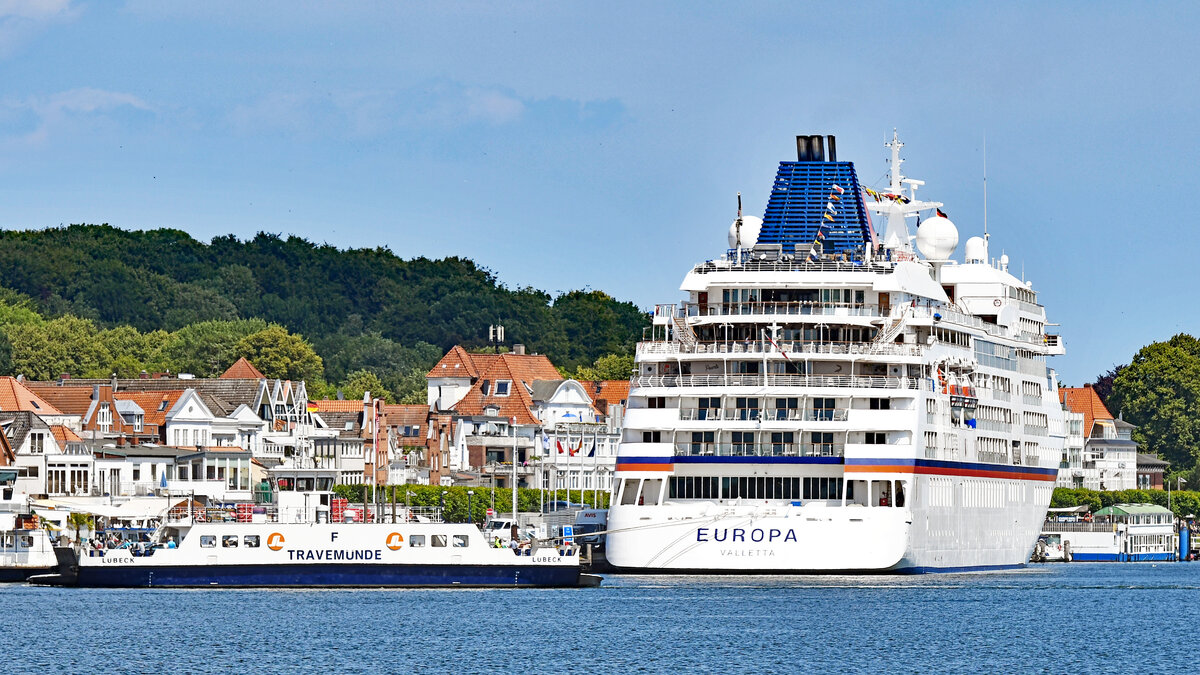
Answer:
0 1 1195 387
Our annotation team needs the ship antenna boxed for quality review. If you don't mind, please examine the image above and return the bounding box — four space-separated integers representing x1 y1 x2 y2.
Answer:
734 192 743 249
983 134 989 243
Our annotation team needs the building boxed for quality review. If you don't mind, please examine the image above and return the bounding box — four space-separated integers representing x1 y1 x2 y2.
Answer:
1057 385 1139 491
424 345 627 495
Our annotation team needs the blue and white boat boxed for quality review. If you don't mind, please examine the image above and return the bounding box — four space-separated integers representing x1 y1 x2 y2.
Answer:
30 465 596 588
1038 503 1177 562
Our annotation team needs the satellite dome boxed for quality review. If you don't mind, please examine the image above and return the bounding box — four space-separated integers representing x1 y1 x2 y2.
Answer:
728 215 763 248
916 216 959 260
999 253 1010 271
964 236 987 263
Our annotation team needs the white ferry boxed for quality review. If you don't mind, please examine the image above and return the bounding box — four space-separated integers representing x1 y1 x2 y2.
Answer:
31 467 596 588
606 132 1065 573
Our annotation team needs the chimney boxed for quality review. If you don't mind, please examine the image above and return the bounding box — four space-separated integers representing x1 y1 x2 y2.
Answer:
139 370 150 379
512 343 526 356
795 134 833 162
796 135 812 161
116 436 125 447
59 373 70 383
92 384 100 400
111 373 118 391
826 135 837 162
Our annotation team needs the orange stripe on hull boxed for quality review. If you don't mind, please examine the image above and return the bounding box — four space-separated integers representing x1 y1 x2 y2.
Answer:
845 465 1058 482
615 463 672 472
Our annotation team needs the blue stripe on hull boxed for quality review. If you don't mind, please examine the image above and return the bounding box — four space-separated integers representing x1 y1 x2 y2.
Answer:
76 563 582 588
891 563 1027 574
0 567 53 582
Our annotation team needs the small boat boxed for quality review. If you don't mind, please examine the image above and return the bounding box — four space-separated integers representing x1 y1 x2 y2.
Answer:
1037 503 1177 562
29 465 600 588
0 511 57 581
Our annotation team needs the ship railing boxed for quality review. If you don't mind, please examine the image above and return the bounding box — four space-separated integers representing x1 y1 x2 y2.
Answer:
681 301 884 318
690 259 892 275
975 420 1011 433
1023 425 1049 437
635 374 928 390
673 442 844 458
1041 521 1120 534
637 340 925 358
1022 394 1044 406
678 408 849 422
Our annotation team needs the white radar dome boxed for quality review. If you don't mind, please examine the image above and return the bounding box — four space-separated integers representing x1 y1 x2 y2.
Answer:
916 216 959 260
964 236 987 263
728 215 763 248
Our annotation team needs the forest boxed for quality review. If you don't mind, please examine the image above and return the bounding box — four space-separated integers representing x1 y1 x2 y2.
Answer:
0 224 648 401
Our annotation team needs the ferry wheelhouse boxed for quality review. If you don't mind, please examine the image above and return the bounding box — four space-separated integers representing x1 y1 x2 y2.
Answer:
606 132 1066 573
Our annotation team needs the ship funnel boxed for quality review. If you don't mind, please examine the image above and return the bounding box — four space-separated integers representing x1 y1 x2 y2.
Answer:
795 134 835 162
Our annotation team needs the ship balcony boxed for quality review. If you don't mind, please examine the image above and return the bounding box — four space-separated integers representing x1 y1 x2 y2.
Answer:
681 300 885 319
677 408 849 422
636 340 924 358
1023 425 1049 437
673 442 844 459
635 373 929 391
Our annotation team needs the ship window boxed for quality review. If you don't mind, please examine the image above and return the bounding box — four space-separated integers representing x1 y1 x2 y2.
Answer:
869 398 890 410
802 477 844 500
200 536 216 548
222 535 238 548
244 535 260 548
431 535 448 548
734 397 760 420
865 432 886 445
409 535 425 548
647 397 666 409
641 479 663 506
620 479 642 505
642 431 661 443
452 535 469 548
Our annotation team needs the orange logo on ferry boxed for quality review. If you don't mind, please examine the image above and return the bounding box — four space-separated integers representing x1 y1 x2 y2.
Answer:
386 532 404 551
267 532 285 551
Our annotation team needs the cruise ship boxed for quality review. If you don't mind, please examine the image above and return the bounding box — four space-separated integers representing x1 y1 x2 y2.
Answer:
606 132 1066 573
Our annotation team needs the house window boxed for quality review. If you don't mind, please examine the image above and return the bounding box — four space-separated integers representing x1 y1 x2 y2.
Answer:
158 399 169 412
29 433 44 454
97 403 112 432
134 415 143 432
495 381 511 397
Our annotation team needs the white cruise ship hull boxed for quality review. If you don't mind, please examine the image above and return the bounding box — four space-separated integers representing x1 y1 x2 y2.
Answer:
607 471 1055 573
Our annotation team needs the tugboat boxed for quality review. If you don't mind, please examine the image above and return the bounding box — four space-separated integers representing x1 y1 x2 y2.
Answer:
30 465 599 588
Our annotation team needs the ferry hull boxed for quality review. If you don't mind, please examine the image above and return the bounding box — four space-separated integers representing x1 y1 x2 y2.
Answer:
60 562 585 588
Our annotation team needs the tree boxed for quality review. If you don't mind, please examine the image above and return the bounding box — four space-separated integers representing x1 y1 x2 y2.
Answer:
1091 364 1126 405
65 512 93 545
573 353 636 381
152 318 268 376
235 325 324 382
1108 334 1200 471
340 370 394 404
6 315 111 380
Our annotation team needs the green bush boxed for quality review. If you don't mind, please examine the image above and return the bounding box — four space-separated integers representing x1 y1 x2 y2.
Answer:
1051 487 1199 518
333 484 609 523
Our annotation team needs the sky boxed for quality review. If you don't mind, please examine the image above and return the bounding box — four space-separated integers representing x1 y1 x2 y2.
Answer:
0 1 1196 386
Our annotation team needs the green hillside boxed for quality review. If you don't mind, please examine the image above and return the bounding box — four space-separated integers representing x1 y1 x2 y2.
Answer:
0 224 647 401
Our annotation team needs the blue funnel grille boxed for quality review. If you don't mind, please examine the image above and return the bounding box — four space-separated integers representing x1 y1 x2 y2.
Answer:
758 161 873 254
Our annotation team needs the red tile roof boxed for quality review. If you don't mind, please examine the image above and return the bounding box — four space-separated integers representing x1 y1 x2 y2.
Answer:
221 357 266 380
24 382 92 416
451 353 561 425
0 377 63 415
384 404 428 427
116 391 186 428
311 400 364 413
1059 385 1113 438
577 380 631 415
427 346 504 380
49 425 82 445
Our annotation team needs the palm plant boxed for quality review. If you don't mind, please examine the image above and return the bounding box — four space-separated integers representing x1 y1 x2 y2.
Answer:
65 512 93 546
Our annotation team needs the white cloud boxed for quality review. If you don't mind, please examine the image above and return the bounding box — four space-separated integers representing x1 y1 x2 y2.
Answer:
0 0 78 57
463 88 525 125
3 87 152 143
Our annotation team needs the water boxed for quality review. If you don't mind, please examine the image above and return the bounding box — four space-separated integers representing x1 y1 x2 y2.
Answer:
5 563 1193 673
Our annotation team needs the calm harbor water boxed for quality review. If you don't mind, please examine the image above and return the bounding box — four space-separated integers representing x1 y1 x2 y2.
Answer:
5 563 1194 673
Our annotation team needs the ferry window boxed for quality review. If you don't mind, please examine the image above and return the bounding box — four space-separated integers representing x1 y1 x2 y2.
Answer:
200 536 216 548
642 431 662 443
452 535 469 548
865 432 886 445
18 535 32 548
297 478 315 492
244 535 260 548
431 535 448 548
317 478 334 491
620 479 642 505
222 535 239 548
869 398 890 410
647 397 666 409
410 535 425 548
278 478 294 491
641 479 663 505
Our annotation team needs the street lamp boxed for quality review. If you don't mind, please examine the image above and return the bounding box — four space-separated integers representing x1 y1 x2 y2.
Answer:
467 490 475 526
440 490 448 522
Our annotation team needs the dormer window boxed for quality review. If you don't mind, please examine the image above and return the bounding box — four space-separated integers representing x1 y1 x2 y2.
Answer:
97 403 112 432
29 433 44 454
484 405 500 416
495 381 511 397
158 399 169 412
